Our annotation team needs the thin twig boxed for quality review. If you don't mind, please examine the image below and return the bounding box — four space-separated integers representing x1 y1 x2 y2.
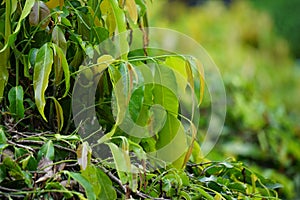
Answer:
99 166 167 200
16 140 76 154
7 140 35 152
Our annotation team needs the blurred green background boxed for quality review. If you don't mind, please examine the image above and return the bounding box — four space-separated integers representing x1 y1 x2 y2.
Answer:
149 0 300 199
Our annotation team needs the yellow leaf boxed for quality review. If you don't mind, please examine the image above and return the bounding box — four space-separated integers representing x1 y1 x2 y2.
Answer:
46 0 64 9
125 0 138 23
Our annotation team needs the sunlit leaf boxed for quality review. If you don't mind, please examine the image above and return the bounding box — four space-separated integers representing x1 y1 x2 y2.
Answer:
8 86 25 119
52 43 70 98
106 142 131 183
77 142 92 171
100 0 116 36
33 43 53 121
125 0 138 23
46 0 64 9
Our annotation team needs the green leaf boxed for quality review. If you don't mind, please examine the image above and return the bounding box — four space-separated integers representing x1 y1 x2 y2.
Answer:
0 0 35 53
0 164 6 183
106 142 131 182
107 0 129 59
38 140 55 161
0 127 7 145
52 26 67 54
165 56 188 92
196 186 214 200
153 63 178 115
3 156 32 187
52 29 70 96
179 191 192 200
8 86 25 119
97 168 117 199
65 171 96 200
0 45 9 103
227 182 247 193
33 43 53 121
49 97 64 131
0 128 8 152
82 165 117 200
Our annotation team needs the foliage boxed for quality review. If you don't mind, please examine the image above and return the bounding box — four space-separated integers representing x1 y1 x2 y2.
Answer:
251 0 300 59
0 0 282 199
149 0 300 199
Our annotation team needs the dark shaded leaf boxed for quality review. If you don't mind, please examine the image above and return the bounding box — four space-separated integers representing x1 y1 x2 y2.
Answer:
8 86 25 119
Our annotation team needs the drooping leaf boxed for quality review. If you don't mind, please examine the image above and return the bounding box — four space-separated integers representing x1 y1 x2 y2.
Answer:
76 142 92 171
100 0 116 36
37 140 55 161
49 97 64 131
8 86 25 119
0 128 7 145
81 165 117 200
106 142 131 183
29 1 50 29
0 45 9 103
105 0 129 59
52 26 67 54
125 0 138 23
97 167 117 199
155 115 188 169
33 43 53 121
0 0 35 53
65 171 96 200
165 56 187 92
0 128 8 152
52 43 70 97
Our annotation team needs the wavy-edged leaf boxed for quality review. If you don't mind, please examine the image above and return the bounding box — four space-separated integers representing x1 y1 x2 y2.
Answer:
52 43 70 98
49 97 64 131
8 86 25 119
33 43 53 121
